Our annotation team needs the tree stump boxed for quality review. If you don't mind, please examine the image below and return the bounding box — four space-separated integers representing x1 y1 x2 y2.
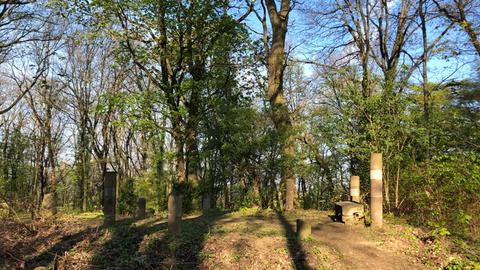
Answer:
137 198 146 219
296 219 311 239
168 193 182 235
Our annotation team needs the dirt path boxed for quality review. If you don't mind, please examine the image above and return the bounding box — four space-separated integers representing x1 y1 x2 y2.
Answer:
201 211 428 270
311 217 425 270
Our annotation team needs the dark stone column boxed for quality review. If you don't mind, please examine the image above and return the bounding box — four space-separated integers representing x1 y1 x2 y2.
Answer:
137 198 146 219
202 195 211 212
103 171 116 226
40 193 57 217
168 193 182 235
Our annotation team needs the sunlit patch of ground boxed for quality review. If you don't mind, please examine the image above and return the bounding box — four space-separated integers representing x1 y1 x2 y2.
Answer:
1 208 477 269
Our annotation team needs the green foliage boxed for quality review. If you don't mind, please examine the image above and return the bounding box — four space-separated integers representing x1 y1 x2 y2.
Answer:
135 169 162 212
117 177 138 215
0 125 35 207
230 186 260 209
444 258 480 270
432 227 451 237
404 151 480 237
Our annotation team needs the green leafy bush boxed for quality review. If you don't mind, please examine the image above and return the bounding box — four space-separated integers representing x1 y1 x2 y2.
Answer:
117 177 138 215
404 152 480 239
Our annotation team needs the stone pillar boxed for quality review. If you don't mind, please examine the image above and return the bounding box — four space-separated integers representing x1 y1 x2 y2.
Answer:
0 202 9 218
350 175 360 203
168 193 182 235
296 219 311 239
103 171 117 226
137 198 146 219
40 193 57 217
202 195 211 212
370 153 383 228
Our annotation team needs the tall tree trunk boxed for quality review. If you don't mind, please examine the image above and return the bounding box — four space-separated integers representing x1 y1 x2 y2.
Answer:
420 0 431 159
79 116 90 212
172 124 186 183
265 0 295 211
252 170 261 206
186 122 199 185
185 11 203 188
384 165 391 212
394 161 401 211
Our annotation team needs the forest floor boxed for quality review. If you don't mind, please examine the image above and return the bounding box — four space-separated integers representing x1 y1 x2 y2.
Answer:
1 208 479 270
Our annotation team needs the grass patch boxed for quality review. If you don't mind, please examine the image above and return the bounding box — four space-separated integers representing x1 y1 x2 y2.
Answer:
73 211 104 219
255 228 282 237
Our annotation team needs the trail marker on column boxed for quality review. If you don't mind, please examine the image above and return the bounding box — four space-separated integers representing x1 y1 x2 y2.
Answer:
350 175 360 203
370 153 383 228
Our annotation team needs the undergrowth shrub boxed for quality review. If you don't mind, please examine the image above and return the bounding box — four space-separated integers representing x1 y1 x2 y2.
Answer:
117 177 138 215
403 152 480 240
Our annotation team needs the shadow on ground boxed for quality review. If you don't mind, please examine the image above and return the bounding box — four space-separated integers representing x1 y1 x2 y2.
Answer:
25 209 320 270
89 210 228 269
276 211 313 270
25 226 100 269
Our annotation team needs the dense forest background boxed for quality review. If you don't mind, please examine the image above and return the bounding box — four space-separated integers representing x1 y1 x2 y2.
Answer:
0 0 478 242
